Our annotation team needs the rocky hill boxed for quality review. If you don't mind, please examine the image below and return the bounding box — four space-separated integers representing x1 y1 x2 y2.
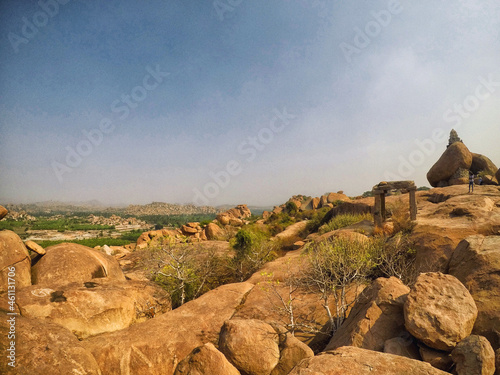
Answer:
1 133 500 375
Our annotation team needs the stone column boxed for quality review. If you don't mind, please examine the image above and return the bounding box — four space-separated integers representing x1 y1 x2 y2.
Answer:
409 189 417 221
374 191 383 228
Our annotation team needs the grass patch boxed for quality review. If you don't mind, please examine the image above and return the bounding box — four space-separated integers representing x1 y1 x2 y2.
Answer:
37 238 133 248
319 213 373 234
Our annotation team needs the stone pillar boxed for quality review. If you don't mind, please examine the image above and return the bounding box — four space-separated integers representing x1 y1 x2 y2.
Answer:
381 193 386 221
374 191 383 228
409 189 417 221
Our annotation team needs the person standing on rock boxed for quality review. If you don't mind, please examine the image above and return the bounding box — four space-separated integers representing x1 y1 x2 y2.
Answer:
468 172 474 193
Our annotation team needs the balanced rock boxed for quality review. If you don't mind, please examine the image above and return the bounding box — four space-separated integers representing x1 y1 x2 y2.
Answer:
174 342 240 375
219 318 280 375
0 230 31 293
404 272 477 351
326 277 410 352
289 346 450 375
427 142 473 187
0 312 101 375
31 242 125 287
16 279 171 339
0 205 7 220
451 335 495 375
448 235 500 349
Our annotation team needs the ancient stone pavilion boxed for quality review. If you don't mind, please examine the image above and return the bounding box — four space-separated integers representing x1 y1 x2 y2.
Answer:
372 181 417 228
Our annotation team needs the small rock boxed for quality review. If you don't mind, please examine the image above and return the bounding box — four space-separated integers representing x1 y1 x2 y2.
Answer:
451 335 495 375
24 240 46 255
419 344 454 372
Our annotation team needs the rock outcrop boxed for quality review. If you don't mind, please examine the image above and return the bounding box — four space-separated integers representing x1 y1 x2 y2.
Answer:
0 230 31 293
325 277 410 352
82 282 254 375
16 278 171 339
471 153 498 176
448 235 500 350
427 142 473 187
0 312 101 375
217 204 251 227
289 346 450 374
31 242 126 286
451 335 496 375
404 272 478 351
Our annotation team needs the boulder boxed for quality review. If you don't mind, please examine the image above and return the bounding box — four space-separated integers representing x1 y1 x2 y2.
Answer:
0 312 101 375
174 342 240 375
325 277 410 352
16 279 171 339
289 346 450 375
0 230 31 293
219 318 280 375
31 242 126 287
82 282 254 375
451 335 495 375
404 272 478 351
384 335 421 360
471 153 498 175
449 235 500 349
0 205 8 220
205 222 225 240
311 197 320 210
496 169 500 186
326 192 350 203
217 213 231 226
427 142 473 187
418 344 454 372
271 334 314 375
181 224 199 235
273 221 308 248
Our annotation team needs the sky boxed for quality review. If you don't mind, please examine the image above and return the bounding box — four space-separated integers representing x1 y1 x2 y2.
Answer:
0 0 499 207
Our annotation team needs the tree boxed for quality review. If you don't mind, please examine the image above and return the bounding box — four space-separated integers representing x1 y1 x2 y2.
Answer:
301 237 379 334
150 243 226 308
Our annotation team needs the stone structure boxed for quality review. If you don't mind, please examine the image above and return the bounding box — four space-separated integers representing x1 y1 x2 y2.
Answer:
372 181 417 228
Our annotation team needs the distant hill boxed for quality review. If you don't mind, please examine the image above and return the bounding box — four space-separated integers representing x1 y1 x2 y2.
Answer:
4 201 219 216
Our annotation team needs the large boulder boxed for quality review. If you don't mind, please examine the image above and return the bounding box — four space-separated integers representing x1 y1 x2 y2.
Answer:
0 312 101 375
427 142 473 187
404 272 478 351
273 221 308 248
271 334 314 375
448 235 500 350
174 342 240 375
82 282 254 375
0 205 8 220
31 242 126 287
451 335 496 375
205 222 225 240
219 318 280 375
0 230 31 293
325 277 410 352
471 153 498 175
289 346 450 375
16 278 171 339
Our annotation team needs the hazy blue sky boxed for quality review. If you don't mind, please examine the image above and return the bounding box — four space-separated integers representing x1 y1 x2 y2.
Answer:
1 0 499 206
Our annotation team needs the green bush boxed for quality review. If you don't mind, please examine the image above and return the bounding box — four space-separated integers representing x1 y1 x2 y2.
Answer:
319 213 372 234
